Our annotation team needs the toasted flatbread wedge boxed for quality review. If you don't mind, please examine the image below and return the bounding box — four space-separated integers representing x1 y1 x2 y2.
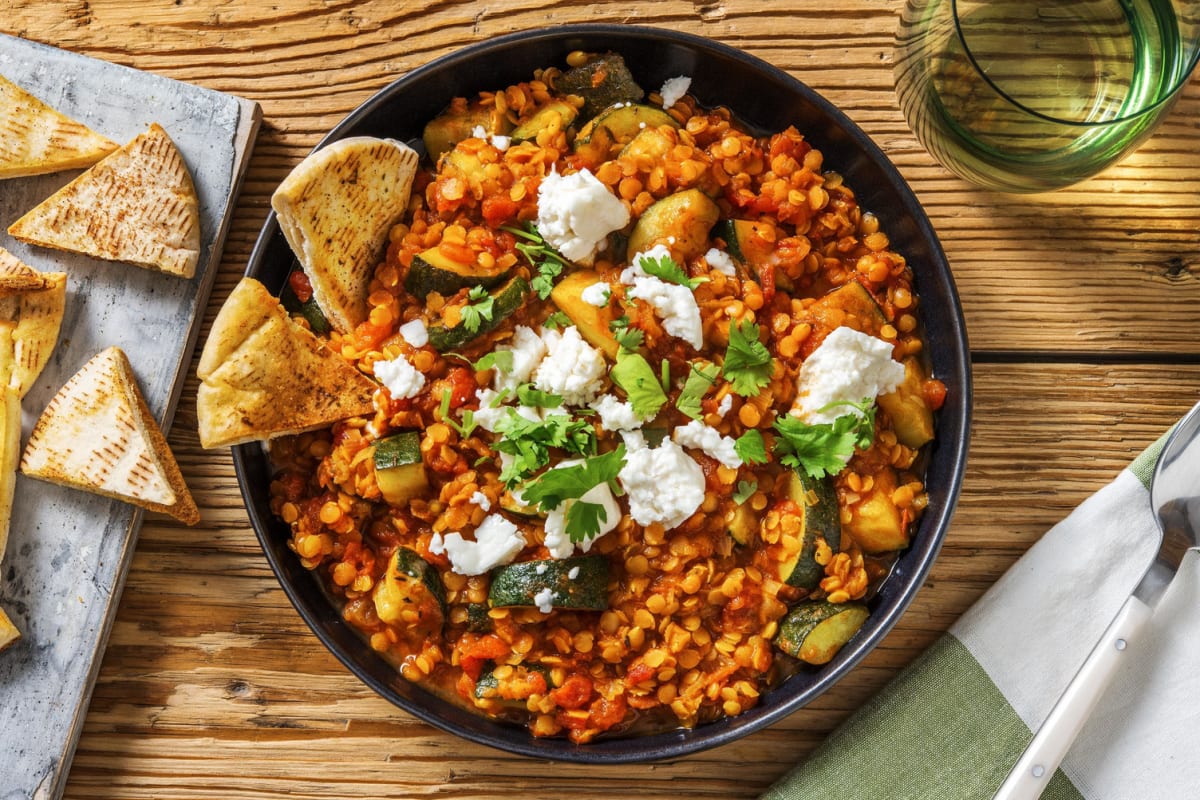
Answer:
0 250 67 398
0 74 118 179
20 347 200 525
0 247 58 294
196 277 378 448
0 387 19 564
0 604 18 652
8 123 201 278
271 137 418 333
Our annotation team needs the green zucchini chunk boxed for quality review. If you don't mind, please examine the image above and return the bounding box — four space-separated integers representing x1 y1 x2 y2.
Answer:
488 555 609 610
713 218 790 290
404 246 510 300
422 103 511 162
555 53 644 118
626 188 721 264
778 471 842 590
373 432 429 507
843 466 909 555
372 547 447 633
809 281 887 336
427 276 531 352
550 270 619 359
575 102 679 165
877 357 935 448
774 601 869 665
465 602 492 633
511 100 579 142
280 274 330 335
726 501 757 547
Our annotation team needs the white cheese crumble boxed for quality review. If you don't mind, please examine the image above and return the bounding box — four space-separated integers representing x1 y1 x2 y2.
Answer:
470 124 511 152
536 167 629 265
672 419 743 469
717 393 733 418
660 75 692 110
428 514 525 576
793 326 905 424
568 566 580 580
533 587 556 614
620 245 704 349
533 325 607 406
618 439 705 530
590 393 645 432
470 491 491 511
373 353 425 399
398 319 429 348
704 247 737 276
580 280 611 307
493 324 547 392
535 562 548 575
543 478 621 559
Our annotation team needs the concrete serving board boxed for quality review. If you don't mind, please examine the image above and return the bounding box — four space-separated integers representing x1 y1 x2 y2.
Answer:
0 33 260 799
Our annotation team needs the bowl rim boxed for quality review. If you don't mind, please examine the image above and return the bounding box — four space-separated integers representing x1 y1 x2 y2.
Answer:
233 22 973 763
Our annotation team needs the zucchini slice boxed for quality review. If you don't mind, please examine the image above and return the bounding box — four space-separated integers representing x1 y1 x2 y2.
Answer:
427 276 530 352
465 602 492 633
373 432 430 507
626 188 720 264
280 273 330 335
404 246 510 300
549 270 620 359
488 555 609 610
774 601 869 665
713 218 790 290
574 103 679 165
777 471 842 590
877 357 935 448
843 466 909 554
372 547 447 634
555 53 644 118
511 100 578 142
422 102 511 161
726 501 757 547
809 281 887 336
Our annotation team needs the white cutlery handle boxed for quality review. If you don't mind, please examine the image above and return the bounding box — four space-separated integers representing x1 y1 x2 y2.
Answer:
993 595 1153 800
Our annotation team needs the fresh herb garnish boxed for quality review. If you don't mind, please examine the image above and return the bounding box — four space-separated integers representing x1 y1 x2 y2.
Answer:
637 251 706 290
676 361 721 420
732 479 758 505
608 315 645 351
543 310 571 330
504 223 569 299
723 320 773 397
734 429 768 465
516 383 563 409
492 412 596 487
659 358 671 394
610 349 667 420
521 446 627 541
472 349 515 373
438 387 478 438
460 286 495 334
772 401 877 479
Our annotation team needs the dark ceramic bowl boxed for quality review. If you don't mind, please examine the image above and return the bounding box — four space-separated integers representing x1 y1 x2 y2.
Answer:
235 24 972 763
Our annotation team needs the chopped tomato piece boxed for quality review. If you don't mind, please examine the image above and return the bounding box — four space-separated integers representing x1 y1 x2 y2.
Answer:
550 673 594 710
922 378 948 411
288 270 314 303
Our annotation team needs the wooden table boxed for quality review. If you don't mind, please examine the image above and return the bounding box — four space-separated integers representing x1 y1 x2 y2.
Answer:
7 2 1198 797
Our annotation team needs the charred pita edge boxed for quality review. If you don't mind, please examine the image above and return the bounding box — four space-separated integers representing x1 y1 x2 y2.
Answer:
196 277 378 448
271 137 419 333
7 123 201 278
7 271 67 398
19 347 200 525
0 247 56 294
0 74 118 179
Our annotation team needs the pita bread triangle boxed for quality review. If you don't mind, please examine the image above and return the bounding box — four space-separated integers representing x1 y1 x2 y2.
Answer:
271 136 418 333
196 277 378 448
0 386 19 565
7 123 201 278
0 74 118 179
0 248 66 399
0 603 18 652
20 346 200 525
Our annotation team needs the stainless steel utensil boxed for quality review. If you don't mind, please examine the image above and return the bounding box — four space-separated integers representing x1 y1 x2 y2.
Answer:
994 400 1200 800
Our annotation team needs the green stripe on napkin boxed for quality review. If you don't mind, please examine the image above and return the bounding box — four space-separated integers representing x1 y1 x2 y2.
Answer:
762 635 1083 800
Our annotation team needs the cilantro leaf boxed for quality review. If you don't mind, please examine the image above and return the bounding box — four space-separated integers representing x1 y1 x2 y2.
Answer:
472 349 515 373
610 349 667 420
564 500 608 543
637 252 706 290
772 413 864 479
660 358 671 394
734 429 768 465
732 479 757 505
516 383 563 409
608 315 645 351
722 320 773 397
816 399 878 449
438 387 478 438
493 412 596 487
543 310 571 330
520 445 626 512
460 286 495 334
504 223 570 300
676 361 721 420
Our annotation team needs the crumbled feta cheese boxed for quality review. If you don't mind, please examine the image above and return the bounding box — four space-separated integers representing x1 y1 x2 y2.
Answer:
398 319 428 347
619 243 674 284
618 439 705 530
568 566 580 580
627 275 703 349
543 478 621 558
580 280 611 307
429 514 525 576
620 430 647 451
470 124 511 152
590 394 645 432
660 75 692 109
717 393 733 418
533 325 607 406
470 491 491 511
704 247 737 276
535 562 548 575
793 326 905 423
493 325 547 392
373 353 425 399
536 167 630 265
474 388 543 433
672 419 743 469
533 587 555 613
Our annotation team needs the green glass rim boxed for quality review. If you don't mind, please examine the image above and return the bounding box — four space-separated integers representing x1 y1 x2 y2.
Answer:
951 0 1200 126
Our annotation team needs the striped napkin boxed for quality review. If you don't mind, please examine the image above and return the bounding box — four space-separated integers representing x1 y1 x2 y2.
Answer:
762 430 1200 800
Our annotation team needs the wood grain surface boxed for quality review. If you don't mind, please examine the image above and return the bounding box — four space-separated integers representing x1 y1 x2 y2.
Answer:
3 2 1198 798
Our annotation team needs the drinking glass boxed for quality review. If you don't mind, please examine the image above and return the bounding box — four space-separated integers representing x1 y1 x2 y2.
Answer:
894 0 1200 192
